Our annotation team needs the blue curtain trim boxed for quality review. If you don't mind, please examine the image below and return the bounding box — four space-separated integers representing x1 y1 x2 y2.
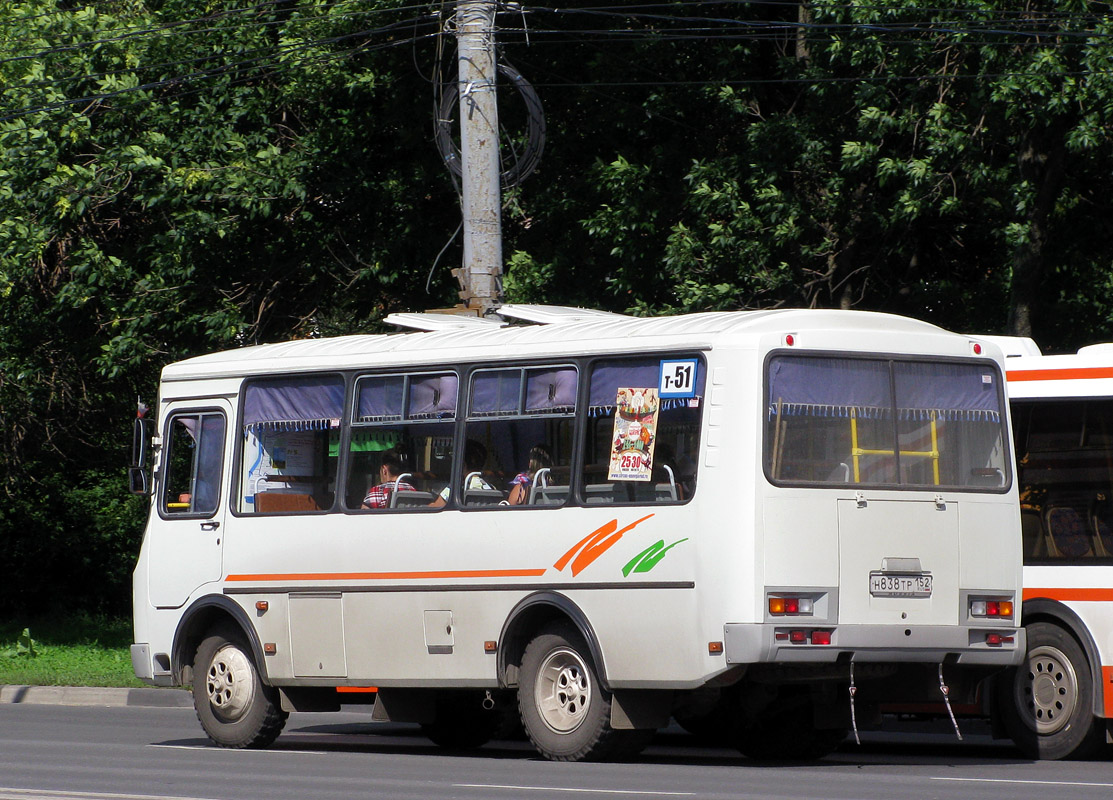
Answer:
766 403 1001 422
244 418 337 435
589 397 699 417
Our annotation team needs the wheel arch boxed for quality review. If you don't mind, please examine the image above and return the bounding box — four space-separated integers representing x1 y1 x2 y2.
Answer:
172 594 267 686
497 591 609 691
1022 598 1107 718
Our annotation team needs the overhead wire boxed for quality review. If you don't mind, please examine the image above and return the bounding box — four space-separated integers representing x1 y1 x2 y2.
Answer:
0 25 443 124
3 1 1111 125
0 0 433 60
0 3 441 97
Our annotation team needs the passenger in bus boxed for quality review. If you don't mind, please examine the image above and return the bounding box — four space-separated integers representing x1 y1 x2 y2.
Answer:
508 444 554 505
361 451 416 509
431 440 497 507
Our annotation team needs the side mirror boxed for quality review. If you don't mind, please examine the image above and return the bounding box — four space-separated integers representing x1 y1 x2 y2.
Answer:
131 417 153 468
128 466 150 496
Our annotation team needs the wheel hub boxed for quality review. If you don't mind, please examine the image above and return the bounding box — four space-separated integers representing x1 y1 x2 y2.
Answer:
1018 644 1077 735
205 644 256 722
535 646 591 734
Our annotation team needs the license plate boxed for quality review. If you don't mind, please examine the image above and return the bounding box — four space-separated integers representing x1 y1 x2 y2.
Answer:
869 572 932 597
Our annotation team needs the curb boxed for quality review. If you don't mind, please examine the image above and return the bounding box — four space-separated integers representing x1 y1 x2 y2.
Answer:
0 685 192 708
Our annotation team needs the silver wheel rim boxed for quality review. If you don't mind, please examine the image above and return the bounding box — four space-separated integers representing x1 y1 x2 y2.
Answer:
205 644 256 722
535 646 592 734
1016 644 1079 735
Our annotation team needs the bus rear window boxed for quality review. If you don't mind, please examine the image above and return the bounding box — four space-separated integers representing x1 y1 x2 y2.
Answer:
766 355 1008 490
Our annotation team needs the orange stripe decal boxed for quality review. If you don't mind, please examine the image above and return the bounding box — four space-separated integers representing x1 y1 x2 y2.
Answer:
554 514 655 577
1104 667 1113 719
1023 587 1113 603
1008 366 1113 382
226 568 547 582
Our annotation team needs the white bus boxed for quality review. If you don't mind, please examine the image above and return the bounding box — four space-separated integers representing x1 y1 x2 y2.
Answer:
976 335 1113 759
130 306 1023 762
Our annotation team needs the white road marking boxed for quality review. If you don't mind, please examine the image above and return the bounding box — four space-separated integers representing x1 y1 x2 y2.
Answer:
146 744 330 755
0 788 222 800
454 785 694 796
931 776 1113 789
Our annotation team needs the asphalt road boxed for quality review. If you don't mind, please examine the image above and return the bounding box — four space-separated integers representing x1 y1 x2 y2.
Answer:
2 702 1113 800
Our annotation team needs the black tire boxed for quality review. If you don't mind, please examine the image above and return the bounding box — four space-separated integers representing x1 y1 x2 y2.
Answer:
518 623 648 762
730 688 846 761
421 690 506 749
673 687 730 743
997 621 1104 760
192 624 288 749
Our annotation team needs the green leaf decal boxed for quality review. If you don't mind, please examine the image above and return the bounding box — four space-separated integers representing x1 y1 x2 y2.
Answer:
621 538 689 577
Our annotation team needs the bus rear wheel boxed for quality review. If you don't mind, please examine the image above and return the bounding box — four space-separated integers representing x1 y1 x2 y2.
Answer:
997 621 1104 760
518 624 649 762
192 624 287 749
730 687 846 761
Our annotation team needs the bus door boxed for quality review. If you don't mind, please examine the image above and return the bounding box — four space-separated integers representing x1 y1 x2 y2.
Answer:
837 497 959 626
148 401 232 608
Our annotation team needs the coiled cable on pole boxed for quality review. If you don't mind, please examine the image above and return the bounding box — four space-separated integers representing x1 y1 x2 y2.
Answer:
436 60 545 188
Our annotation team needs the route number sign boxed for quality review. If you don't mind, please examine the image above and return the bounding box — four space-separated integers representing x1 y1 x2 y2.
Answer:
659 359 698 399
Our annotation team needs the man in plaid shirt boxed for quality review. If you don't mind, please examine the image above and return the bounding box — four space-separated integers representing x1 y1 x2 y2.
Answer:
362 451 416 509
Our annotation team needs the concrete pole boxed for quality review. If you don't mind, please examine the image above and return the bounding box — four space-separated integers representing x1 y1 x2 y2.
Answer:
455 0 502 315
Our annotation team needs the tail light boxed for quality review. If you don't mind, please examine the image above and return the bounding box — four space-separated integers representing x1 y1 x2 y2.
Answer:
775 629 833 645
970 597 1014 619
769 595 814 616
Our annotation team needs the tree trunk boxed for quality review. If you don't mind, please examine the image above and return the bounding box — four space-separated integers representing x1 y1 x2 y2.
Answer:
1006 127 1067 337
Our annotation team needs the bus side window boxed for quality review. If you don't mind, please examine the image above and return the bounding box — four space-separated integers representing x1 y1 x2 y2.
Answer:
463 367 576 508
163 412 226 516
1016 399 1113 563
580 356 703 505
345 372 456 511
239 375 343 513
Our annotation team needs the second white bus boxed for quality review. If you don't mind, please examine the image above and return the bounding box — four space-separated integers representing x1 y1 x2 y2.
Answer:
978 335 1113 759
130 306 1024 761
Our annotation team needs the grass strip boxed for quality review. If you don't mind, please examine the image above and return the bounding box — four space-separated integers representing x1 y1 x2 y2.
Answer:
0 615 147 688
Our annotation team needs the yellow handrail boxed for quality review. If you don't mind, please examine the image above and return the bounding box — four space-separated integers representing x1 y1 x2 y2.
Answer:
850 409 940 485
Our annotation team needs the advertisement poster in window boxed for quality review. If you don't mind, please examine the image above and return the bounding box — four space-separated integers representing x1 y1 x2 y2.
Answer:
608 388 659 482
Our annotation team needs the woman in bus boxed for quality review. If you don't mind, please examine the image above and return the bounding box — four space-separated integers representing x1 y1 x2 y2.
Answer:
508 444 554 505
430 440 497 507
362 451 416 509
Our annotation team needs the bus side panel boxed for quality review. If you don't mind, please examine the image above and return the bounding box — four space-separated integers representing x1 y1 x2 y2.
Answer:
219 505 725 688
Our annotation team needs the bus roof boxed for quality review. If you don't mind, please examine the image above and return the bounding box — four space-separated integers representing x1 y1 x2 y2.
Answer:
160 307 972 383
1004 339 1113 399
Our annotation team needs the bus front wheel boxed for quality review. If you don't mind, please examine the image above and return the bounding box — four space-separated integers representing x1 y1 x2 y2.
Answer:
192 624 288 749
997 621 1104 760
518 624 649 761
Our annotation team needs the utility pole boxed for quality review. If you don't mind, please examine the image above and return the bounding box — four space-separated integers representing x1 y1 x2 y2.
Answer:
453 0 502 316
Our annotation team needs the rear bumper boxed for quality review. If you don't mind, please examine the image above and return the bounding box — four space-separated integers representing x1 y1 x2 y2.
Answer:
724 623 1025 666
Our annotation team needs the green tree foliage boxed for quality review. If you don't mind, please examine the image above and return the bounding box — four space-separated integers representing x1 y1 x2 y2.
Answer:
0 0 459 614
499 1 1113 344
1 1 1112 615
